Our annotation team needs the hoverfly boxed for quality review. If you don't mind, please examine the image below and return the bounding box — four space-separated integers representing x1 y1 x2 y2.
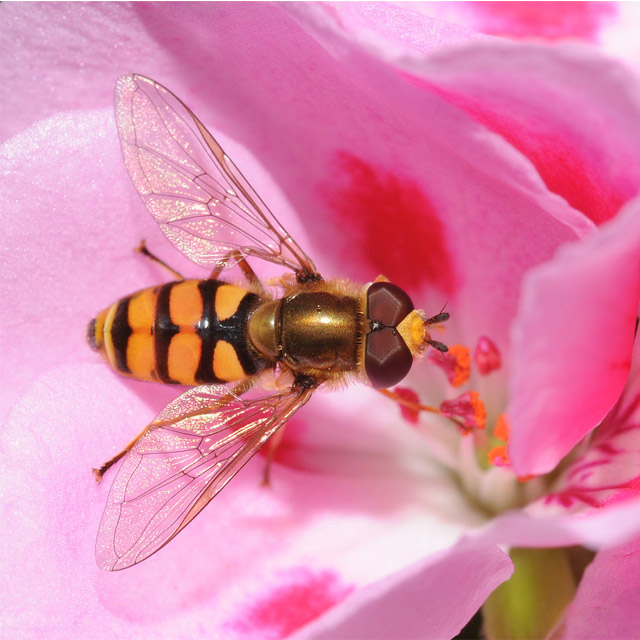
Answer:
89 75 449 571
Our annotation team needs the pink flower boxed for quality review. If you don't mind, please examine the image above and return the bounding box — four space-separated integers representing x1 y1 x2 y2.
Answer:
3 3 640 639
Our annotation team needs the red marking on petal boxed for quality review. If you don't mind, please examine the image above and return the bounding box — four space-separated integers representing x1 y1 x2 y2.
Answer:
428 344 471 387
394 386 421 425
329 152 456 294
543 386 640 511
468 2 617 42
409 83 635 226
545 475 640 510
459 101 628 224
598 476 640 507
475 336 502 375
229 568 354 638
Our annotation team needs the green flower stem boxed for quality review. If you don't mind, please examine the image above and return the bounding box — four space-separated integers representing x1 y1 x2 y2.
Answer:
483 548 578 639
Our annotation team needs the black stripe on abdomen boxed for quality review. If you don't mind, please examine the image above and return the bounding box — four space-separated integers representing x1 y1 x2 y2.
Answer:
111 297 132 373
195 281 264 384
195 279 221 384
232 293 262 376
154 283 180 383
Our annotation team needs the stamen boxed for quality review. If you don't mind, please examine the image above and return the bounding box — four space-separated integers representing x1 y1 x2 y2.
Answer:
428 344 471 387
474 336 501 375
488 445 510 467
440 391 486 433
494 413 510 441
378 387 441 425
488 414 511 467
392 387 421 425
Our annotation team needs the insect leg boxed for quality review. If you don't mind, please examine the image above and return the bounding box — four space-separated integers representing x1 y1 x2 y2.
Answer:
93 428 146 483
136 240 185 280
209 250 266 295
93 378 257 483
261 424 287 487
260 374 318 486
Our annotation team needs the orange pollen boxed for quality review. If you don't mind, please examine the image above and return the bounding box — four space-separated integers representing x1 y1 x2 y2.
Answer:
439 391 486 433
428 344 471 387
487 415 515 468
494 413 511 442
488 445 510 467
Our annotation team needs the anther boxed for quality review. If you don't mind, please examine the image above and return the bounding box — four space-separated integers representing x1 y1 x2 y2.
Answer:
378 387 441 424
488 414 511 468
391 387 421 425
488 445 510 467
494 414 510 441
440 391 487 433
474 336 502 375
429 344 471 387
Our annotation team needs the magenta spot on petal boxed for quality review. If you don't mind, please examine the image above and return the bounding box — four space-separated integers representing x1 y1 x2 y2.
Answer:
228 568 354 637
418 86 634 225
467 2 617 42
466 107 630 225
328 152 456 295
475 336 502 375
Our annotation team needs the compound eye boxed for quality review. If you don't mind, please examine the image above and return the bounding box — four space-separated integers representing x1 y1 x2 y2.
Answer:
365 329 413 388
367 282 414 327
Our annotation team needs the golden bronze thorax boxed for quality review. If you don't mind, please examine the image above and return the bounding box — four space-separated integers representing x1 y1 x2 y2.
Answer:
248 285 363 378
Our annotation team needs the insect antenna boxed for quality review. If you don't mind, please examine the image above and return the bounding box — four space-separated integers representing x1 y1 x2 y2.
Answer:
423 305 450 352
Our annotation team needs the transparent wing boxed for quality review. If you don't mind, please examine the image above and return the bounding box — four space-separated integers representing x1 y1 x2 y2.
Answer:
96 383 313 571
115 74 318 278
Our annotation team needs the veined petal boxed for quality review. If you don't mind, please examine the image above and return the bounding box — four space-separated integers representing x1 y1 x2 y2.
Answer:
525 353 640 519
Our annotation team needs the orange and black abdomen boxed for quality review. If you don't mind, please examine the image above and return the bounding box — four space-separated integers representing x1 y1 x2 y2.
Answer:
88 280 268 385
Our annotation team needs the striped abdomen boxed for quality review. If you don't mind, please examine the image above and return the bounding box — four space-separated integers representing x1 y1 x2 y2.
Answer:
88 280 268 385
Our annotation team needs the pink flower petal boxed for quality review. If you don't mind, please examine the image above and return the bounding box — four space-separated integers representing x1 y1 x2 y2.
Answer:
292 538 513 640
420 2 617 43
0 365 474 638
418 2 640 71
6 6 640 637
560 534 640 639
291 4 588 362
414 41 640 226
1 3 166 141
225 568 354 639
4 3 594 417
301 2 483 57
539 360 640 512
307 6 640 227
508 198 640 476
474 496 640 551
0 110 202 422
